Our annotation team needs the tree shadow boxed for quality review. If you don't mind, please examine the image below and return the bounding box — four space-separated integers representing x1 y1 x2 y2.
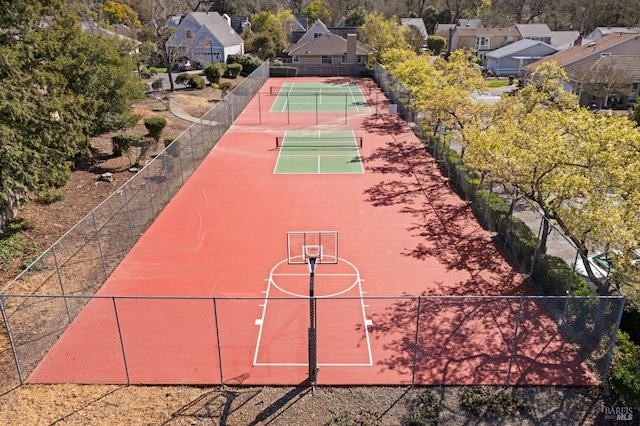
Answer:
362 138 528 296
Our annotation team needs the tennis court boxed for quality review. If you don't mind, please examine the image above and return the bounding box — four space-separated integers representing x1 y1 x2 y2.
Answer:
269 82 370 113
274 130 364 174
25 77 598 387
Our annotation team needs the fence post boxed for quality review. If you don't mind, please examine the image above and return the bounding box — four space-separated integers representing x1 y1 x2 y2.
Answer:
411 296 422 387
213 297 224 384
527 218 545 286
506 296 524 385
145 167 157 220
602 295 627 390
561 291 570 325
123 185 135 240
92 211 108 280
0 295 24 384
112 297 130 385
52 246 72 323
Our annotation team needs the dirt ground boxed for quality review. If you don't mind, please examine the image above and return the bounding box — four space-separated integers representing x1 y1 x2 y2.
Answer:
0 78 623 425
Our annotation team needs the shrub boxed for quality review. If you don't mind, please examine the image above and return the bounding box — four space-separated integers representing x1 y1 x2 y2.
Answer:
620 300 640 344
144 117 167 142
151 77 164 91
610 331 640 406
139 65 156 79
460 387 530 417
407 390 439 425
225 63 243 78
204 62 226 85
36 187 63 204
531 254 585 296
164 136 176 148
111 133 143 156
218 82 233 98
100 111 141 132
120 131 142 150
227 54 264 75
175 73 206 89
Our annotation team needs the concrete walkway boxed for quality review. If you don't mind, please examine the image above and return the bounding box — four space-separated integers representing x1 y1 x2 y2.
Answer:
152 94 219 127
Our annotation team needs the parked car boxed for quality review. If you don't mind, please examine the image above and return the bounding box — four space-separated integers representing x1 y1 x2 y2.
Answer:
177 59 203 71
573 250 640 289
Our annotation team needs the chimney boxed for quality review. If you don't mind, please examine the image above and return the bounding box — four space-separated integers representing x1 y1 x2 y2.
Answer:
574 35 582 46
347 34 357 64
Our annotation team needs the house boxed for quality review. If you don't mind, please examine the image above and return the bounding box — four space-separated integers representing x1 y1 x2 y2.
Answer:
401 18 429 43
486 39 558 76
549 31 582 50
586 27 640 40
165 12 244 65
81 21 141 55
449 26 522 61
524 33 640 106
282 20 374 76
515 24 553 44
435 19 482 49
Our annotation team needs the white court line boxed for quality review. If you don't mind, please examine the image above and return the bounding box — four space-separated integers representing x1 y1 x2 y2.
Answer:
348 85 359 113
254 256 373 367
272 129 289 174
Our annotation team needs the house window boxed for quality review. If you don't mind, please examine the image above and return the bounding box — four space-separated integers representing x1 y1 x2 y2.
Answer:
476 37 490 49
503 36 513 42
186 30 194 39
341 55 347 64
293 56 299 63
357 55 363 63
321 55 332 64
314 32 323 39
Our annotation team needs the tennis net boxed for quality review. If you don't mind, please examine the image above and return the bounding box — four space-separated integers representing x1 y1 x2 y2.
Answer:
269 86 364 96
276 136 363 149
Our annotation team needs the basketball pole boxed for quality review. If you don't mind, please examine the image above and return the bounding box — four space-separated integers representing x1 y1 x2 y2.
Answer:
308 255 318 392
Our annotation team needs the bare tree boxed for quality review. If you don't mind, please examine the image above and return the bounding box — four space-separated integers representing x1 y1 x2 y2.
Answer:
579 60 634 109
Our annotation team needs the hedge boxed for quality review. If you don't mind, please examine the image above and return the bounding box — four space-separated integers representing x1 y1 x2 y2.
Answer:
227 54 264 76
270 66 298 77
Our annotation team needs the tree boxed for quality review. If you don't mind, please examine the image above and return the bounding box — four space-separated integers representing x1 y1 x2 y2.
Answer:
359 12 410 61
345 6 367 27
249 32 276 59
426 35 446 55
0 4 144 227
464 63 640 293
302 0 333 25
98 1 142 27
250 10 294 56
578 61 634 109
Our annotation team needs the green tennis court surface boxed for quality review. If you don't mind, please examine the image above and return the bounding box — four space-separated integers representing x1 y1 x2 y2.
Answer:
274 130 364 174
270 82 370 113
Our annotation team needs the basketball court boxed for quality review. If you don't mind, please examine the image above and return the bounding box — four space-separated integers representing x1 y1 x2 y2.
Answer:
26 77 596 387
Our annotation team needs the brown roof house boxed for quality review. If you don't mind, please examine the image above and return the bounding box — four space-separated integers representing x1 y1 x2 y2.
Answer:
282 20 374 76
523 32 640 107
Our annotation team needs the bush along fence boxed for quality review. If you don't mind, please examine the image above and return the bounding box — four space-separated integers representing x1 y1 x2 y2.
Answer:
373 61 629 391
0 60 271 393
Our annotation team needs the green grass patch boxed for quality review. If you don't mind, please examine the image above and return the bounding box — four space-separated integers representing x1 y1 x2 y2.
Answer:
487 79 510 88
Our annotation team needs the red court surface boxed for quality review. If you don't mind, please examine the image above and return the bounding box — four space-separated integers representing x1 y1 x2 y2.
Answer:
28 77 596 386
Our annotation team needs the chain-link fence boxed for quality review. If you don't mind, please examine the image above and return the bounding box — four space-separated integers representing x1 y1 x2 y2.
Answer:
0 294 625 388
0 60 270 392
0 62 627 391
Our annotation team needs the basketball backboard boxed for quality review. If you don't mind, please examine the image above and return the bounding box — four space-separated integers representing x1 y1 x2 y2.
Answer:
287 231 338 265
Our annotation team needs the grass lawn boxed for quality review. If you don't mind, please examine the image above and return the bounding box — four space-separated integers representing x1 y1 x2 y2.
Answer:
487 79 511 88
